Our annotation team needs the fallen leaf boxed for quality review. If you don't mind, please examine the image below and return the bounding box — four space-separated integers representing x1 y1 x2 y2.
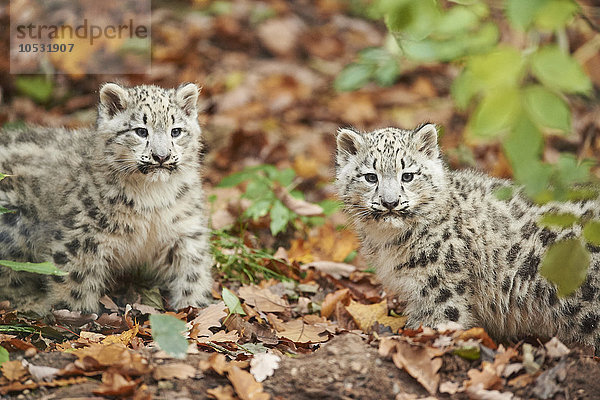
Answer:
228 366 270 400
99 295 119 312
1 360 28 381
73 344 151 375
207 385 237 400
52 309 97 326
79 331 106 343
197 330 240 344
190 302 228 338
275 318 329 343
200 353 229 376
102 325 139 346
93 371 139 397
439 381 460 394
544 337 570 358
26 362 59 382
321 288 351 318
238 285 289 313
391 341 442 395
345 300 406 333
507 373 533 388
274 186 323 216
250 352 281 382
303 261 356 279
466 362 503 391
457 327 497 350
153 363 197 380
466 384 514 400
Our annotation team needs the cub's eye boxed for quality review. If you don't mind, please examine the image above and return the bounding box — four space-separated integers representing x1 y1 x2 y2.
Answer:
401 173 414 183
171 128 182 138
134 128 148 138
364 173 378 183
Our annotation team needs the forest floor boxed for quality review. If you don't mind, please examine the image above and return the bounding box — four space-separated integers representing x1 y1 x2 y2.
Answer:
2 0 600 399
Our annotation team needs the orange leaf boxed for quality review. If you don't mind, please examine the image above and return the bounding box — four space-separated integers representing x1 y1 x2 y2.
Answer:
153 363 197 380
92 371 139 397
228 366 270 400
345 300 406 333
391 341 442 395
1 360 28 381
321 288 350 318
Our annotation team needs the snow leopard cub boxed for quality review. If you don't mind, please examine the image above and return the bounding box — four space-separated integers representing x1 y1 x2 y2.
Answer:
0 83 213 313
336 124 600 348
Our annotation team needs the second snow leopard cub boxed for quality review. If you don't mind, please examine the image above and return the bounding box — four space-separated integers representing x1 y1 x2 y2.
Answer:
336 124 600 348
0 83 213 313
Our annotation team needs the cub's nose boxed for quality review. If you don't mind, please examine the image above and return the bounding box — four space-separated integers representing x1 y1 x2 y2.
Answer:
152 152 171 164
381 199 399 210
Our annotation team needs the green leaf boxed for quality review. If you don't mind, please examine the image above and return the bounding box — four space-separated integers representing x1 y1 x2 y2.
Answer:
140 287 164 310
534 0 579 31
271 168 296 187
244 198 273 221
555 154 592 185
0 173 10 182
540 239 590 297
374 57 400 87
435 5 480 37
15 76 54 104
513 160 553 199
539 212 578 228
505 0 549 29
467 47 525 91
318 199 342 216
334 63 375 92
453 345 480 361
493 186 514 201
244 179 273 201
451 71 481 110
269 200 290 236
583 220 600 246
502 113 543 171
0 260 66 276
149 314 188 359
385 0 440 41
531 46 592 94
0 207 14 215
523 85 571 133
0 346 8 366
217 170 256 188
222 287 246 315
468 88 520 139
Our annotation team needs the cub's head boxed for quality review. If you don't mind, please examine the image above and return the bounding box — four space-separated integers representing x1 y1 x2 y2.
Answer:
335 124 447 227
97 83 202 182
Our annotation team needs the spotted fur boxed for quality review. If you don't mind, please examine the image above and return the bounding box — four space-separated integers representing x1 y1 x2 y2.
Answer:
0 83 213 313
336 124 600 348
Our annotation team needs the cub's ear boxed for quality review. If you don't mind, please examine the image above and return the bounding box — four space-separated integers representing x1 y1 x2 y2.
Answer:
176 83 201 116
336 128 363 160
412 123 439 158
99 83 129 117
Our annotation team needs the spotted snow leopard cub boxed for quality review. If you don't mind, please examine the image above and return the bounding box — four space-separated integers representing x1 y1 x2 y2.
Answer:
0 83 213 313
336 123 600 348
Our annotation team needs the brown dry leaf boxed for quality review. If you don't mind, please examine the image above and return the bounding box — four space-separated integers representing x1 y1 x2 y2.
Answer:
508 373 534 388
544 337 570 358
224 314 279 345
391 341 442 395
190 302 228 338
200 353 229 376
153 363 197 380
466 361 503 391
274 186 323 216
1 360 28 381
303 261 356 280
79 331 106 343
238 285 289 313
73 344 150 375
228 366 270 400
321 288 351 318
275 318 329 343
93 371 139 397
207 385 237 400
99 295 119 312
345 300 406 333
457 327 497 350
197 330 240 344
